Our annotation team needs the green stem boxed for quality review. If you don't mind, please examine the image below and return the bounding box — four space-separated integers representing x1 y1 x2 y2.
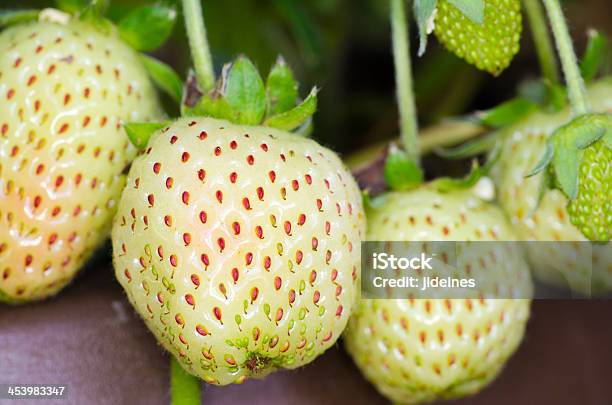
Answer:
182 0 215 92
171 357 201 405
542 0 589 116
390 0 419 164
523 0 559 84
346 121 486 169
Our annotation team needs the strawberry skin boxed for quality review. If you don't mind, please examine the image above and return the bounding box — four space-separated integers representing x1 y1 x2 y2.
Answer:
344 187 531 404
0 20 163 303
112 117 365 385
434 0 522 75
492 78 612 294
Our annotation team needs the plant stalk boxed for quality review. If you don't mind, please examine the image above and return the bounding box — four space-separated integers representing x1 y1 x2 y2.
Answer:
542 0 590 116
390 0 419 164
182 0 215 92
523 0 559 84
345 121 487 170
171 357 201 405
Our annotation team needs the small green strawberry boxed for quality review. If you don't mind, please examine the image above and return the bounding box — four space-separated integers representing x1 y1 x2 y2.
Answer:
344 186 532 404
0 4 179 303
567 140 611 241
492 78 612 294
432 0 522 75
529 113 611 243
112 31 365 384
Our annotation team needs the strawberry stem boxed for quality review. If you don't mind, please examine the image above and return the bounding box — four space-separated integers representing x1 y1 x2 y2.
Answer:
542 0 590 116
182 0 215 92
170 357 201 405
390 0 419 165
523 0 559 85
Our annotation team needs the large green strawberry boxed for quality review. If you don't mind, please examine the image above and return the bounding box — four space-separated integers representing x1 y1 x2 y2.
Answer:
112 55 365 385
492 78 612 294
433 0 522 75
0 5 179 303
344 186 532 404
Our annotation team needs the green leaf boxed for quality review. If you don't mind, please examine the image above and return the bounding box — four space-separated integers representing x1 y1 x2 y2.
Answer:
91 0 109 14
55 0 88 14
531 166 554 217
81 0 109 17
447 0 485 25
140 54 183 104
186 94 235 121
119 4 177 52
544 113 612 198
547 82 568 112
477 98 538 128
384 146 424 191
580 30 608 82
124 122 169 150
222 57 266 125
79 1 113 31
295 118 313 137
263 87 318 132
414 0 438 56
518 79 567 111
527 139 554 177
550 117 605 197
266 56 299 116
0 9 39 28
432 160 484 192
435 131 500 159
552 140 582 199
484 141 502 173
433 145 500 192
572 126 605 149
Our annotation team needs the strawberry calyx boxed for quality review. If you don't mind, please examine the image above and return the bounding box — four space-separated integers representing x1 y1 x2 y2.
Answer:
124 122 171 150
126 55 318 150
383 144 424 192
126 0 318 152
431 153 498 194
529 113 612 241
183 55 317 131
56 0 107 15
378 139 497 196
123 0 316 150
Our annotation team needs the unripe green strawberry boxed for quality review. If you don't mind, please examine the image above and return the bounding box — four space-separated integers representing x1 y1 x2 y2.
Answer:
112 117 365 385
344 186 531 404
566 135 611 241
492 78 612 294
0 17 164 303
434 0 522 75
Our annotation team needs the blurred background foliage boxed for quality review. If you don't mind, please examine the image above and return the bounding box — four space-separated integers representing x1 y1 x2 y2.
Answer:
13 0 612 155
